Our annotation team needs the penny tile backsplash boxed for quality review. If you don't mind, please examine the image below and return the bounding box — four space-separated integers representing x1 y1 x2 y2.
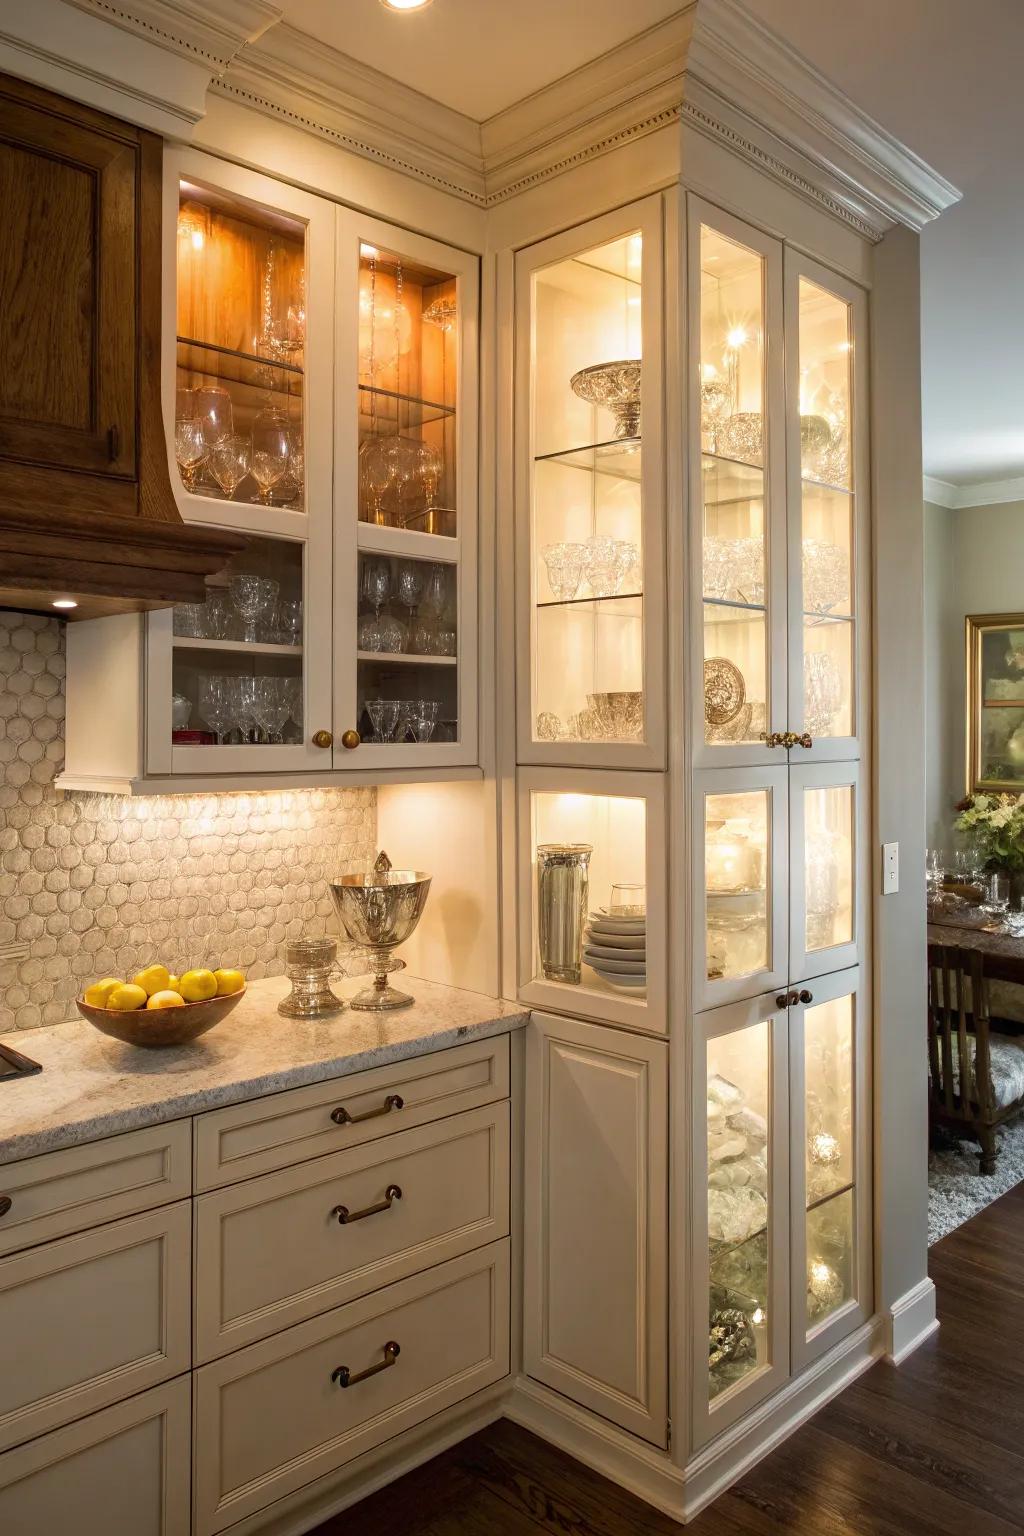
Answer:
0 613 376 1032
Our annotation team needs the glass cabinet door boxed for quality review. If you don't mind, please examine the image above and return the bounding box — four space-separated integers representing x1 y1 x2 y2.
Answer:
152 151 334 775
516 199 665 768
336 210 479 769
786 253 867 762
693 994 789 1447
789 762 861 982
516 767 666 1033
789 967 870 1370
694 767 789 1012
689 201 785 768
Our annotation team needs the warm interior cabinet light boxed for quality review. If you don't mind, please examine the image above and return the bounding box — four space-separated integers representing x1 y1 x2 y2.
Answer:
52 599 77 609
380 0 433 10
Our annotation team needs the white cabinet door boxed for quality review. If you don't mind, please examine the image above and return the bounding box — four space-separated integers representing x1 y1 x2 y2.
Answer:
514 196 666 771
334 208 479 771
789 760 865 982
523 1012 668 1446
694 764 790 1012
692 992 790 1450
788 965 872 1372
783 250 869 766
150 148 336 777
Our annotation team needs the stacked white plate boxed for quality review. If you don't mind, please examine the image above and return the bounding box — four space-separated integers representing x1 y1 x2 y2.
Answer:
583 909 647 994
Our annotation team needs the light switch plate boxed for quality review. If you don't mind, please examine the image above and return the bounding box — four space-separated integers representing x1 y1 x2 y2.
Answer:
882 841 899 895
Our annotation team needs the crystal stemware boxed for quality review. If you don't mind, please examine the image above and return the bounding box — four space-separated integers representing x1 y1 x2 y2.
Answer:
193 384 234 450
415 442 442 507
233 676 261 743
366 699 400 743
208 434 252 501
583 535 631 598
229 575 280 645
286 426 305 505
359 437 394 526
410 700 439 743
277 597 302 647
395 560 425 614
376 611 408 654
361 556 392 617
254 677 292 744
197 675 231 745
542 543 586 602
251 417 290 505
204 589 231 640
283 677 303 738
419 564 448 619
410 616 438 655
174 420 207 492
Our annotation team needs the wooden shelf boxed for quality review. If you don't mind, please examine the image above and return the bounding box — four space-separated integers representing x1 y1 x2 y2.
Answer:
172 637 302 657
357 651 457 667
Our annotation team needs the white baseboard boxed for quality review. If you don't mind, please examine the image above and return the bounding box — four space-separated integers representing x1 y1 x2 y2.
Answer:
680 1317 883 1521
884 1276 939 1364
505 1376 686 1520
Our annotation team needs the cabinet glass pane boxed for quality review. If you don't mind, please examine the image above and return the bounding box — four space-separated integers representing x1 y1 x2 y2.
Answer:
357 552 458 744
805 993 855 1331
176 184 305 510
805 785 854 953
705 790 769 982
798 278 855 738
700 228 767 746
530 791 647 1002
358 243 457 536
171 536 304 747
531 235 645 745
708 1020 771 1401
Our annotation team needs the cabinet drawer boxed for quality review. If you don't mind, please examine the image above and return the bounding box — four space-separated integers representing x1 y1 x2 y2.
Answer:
194 1240 510 1534
0 1376 190 1536
194 1035 510 1191
196 1101 510 1361
0 1202 191 1451
0 1121 191 1258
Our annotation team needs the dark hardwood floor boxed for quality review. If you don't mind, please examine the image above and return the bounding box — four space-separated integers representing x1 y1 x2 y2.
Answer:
315 1183 1024 1534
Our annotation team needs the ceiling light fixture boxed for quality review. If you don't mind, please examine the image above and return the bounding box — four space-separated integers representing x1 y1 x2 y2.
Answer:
379 0 433 11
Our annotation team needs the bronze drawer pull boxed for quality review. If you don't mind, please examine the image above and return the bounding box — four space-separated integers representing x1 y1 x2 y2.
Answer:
0 1195 11 1219
798 989 814 1005
775 991 801 1009
332 1341 400 1389
331 1093 404 1126
332 1184 402 1225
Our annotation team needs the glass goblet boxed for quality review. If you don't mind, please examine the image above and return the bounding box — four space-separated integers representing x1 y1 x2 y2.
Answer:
419 564 448 619
410 700 439 743
375 611 408 654
198 675 231 745
255 677 291 744
277 597 302 647
208 434 252 501
395 560 424 613
175 419 207 492
230 575 279 646
366 699 400 743
416 442 442 507
234 676 261 743
251 418 290 505
359 437 394 526
360 556 392 616
204 590 231 640
542 543 585 602
358 612 383 652
193 384 234 450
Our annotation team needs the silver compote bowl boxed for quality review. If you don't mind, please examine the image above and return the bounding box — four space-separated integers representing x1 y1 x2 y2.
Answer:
329 850 431 1011
569 359 642 439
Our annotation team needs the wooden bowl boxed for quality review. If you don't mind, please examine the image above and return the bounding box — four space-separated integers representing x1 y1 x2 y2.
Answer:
75 986 246 1048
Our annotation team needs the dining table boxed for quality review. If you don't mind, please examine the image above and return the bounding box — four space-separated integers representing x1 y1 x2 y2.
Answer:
927 910 1024 985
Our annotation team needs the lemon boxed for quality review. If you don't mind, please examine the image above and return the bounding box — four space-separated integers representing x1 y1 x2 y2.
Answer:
133 964 171 998
84 977 122 1008
214 968 245 996
107 983 148 1012
180 968 217 1003
146 990 185 1010
168 975 180 993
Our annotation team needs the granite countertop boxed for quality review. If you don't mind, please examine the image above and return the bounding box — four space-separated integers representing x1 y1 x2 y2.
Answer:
0 976 529 1165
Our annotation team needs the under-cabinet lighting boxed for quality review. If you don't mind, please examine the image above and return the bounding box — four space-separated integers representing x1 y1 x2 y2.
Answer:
380 0 433 10
52 599 77 610
360 243 379 258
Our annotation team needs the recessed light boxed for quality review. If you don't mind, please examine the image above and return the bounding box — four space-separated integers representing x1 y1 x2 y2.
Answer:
380 0 433 11
52 599 77 610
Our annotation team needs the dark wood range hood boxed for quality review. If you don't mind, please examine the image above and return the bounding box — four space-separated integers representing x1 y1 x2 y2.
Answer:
0 73 244 621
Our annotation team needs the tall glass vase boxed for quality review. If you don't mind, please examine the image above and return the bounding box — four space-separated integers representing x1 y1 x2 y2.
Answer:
537 843 592 984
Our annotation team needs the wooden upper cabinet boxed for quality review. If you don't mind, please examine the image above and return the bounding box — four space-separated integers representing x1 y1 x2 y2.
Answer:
0 73 243 619
0 93 136 478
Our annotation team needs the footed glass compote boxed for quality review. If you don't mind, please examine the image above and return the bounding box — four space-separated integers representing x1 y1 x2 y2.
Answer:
329 851 431 1010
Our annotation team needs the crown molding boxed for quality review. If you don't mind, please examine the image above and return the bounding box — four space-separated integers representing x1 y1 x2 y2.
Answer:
213 21 486 204
684 0 961 237
66 0 281 74
925 473 1024 511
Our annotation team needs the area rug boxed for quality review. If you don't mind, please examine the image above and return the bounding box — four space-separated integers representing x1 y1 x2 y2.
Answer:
929 1118 1024 1243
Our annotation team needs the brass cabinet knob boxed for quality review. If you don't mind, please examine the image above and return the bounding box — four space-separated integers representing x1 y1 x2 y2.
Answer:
340 729 361 750
312 730 333 749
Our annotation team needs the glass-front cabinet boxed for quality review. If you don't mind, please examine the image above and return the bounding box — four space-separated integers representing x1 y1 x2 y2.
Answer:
148 150 478 778
515 198 665 768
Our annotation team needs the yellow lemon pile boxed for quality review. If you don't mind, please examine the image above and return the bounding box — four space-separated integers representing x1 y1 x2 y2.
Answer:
84 965 245 1011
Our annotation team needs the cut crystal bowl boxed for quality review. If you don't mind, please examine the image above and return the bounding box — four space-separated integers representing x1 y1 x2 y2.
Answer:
570 360 642 439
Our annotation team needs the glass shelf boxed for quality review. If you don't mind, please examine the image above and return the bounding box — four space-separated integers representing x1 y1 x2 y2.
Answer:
702 454 765 503
172 638 301 657
177 336 303 381
359 383 455 429
703 597 766 620
806 1180 854 1216
534 438 642 481
537 591 644 610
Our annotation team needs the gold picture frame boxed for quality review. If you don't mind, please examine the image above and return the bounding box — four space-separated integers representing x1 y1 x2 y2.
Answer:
966 613 1024 795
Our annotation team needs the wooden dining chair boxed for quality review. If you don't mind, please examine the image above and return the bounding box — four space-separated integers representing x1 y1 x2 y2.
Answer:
927 941 1019 1174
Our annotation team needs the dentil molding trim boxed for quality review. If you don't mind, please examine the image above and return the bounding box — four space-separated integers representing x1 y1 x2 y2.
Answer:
67 0 282 74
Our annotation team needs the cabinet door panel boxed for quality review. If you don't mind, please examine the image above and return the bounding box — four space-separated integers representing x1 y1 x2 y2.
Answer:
789 761 864 982
0 89 136 476
523 1012 667 1445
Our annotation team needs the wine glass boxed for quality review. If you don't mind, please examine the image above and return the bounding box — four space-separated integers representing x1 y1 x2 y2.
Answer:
982 872 1010 925
409 700 438 743
208 434 252 500
174 420 207 492
395 560 424 614
359 437 393 526
198 675 231 744
277 597 302 647
419 564 448 619
254 678 291 744
229 575 279 645
251 416 290 505
366 699 400 743
234 676 261 743
286 426 305 505
283 677 303 738
416 442 442 507
193 385 234 449
361 557 392 617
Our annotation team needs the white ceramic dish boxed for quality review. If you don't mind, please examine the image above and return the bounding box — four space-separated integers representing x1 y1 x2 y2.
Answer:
596 973 648 992
585 952 647 975
584 940 648 961
591 909 646 927
585 928 646 950
588 919 647 938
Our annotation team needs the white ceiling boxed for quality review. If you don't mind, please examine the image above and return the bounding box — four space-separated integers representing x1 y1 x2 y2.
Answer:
280 0 1024 490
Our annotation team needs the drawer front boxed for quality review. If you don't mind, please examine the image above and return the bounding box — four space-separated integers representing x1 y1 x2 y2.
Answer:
0 1202 191 1452
194 1240 510 1534
0 1376 190 1536
196 1101 510 1361
194 1035 511 1191
0 1121 191 1258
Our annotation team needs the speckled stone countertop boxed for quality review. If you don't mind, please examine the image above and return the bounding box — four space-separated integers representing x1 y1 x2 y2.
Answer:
0 976 529 1165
